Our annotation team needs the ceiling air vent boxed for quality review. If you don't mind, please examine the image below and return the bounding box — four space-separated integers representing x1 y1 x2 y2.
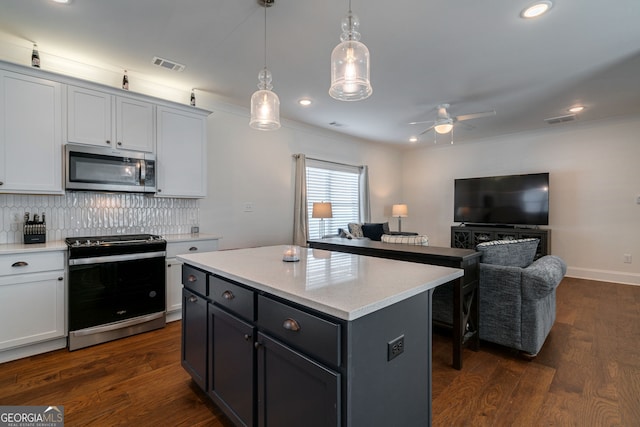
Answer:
151 56 185 72
544 114 576 125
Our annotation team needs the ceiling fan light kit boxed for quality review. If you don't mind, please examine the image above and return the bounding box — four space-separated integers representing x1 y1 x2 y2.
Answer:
250 0 281 130
329 1 372 101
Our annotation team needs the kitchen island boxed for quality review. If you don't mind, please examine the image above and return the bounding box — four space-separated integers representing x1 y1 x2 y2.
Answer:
177 245 462 427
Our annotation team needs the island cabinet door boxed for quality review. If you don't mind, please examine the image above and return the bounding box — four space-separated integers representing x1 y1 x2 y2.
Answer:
181 288 208 391
256 332 340 427
208 303 255 427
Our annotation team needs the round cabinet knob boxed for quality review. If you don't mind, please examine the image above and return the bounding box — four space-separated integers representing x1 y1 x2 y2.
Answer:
117 142 122 146
0 181 3 185
106 140 111 144
187 274 197 282
243 334 252 341
189 295 198 303
222 290 235 300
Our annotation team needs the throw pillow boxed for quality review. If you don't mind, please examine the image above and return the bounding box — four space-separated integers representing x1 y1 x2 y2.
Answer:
361 223 386 241
476 238 539 267
348 223 364 238
381 234 429 246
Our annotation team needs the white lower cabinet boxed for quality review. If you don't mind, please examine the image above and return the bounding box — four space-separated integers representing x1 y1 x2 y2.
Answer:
0 251 65 361
166 238 218 321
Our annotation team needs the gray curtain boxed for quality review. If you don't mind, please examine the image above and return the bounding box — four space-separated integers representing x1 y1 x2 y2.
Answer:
293 154 308 246
360 165 371 223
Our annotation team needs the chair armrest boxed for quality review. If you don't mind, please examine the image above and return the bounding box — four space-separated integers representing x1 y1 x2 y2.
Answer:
521 255 567 300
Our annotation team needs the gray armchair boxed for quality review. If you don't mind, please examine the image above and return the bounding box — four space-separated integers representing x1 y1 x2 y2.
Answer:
476 238 567 356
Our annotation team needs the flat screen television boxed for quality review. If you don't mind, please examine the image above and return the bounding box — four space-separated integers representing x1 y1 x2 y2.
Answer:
454 173 549 226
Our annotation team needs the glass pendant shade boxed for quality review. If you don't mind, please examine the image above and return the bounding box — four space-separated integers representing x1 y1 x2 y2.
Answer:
329 11 372 101
250 68 281 131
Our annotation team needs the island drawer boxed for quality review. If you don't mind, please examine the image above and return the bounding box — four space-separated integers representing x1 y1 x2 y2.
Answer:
182 265 208 297
257 295 341 367
210 275 255 321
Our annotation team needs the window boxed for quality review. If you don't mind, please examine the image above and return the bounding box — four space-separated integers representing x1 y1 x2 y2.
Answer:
306 160 361 239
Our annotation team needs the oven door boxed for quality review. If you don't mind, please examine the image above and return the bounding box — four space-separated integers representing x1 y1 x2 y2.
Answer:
68 252 166 331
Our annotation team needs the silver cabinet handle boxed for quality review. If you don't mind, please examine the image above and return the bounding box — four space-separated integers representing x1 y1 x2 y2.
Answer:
283 318 301 332
222 290 235 300
11 261 29 267
188 295 198 303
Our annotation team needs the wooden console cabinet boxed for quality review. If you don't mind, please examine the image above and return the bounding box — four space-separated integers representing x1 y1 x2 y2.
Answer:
451 225 550 258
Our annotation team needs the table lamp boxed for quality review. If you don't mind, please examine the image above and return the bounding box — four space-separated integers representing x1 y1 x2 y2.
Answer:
312 202 333 238
392 204 408 232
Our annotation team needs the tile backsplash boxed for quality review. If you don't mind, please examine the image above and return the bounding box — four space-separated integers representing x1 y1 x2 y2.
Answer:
0 192 199 244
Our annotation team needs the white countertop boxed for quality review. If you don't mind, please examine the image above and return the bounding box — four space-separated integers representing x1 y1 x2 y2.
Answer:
0 233 220 255
177 245 463 321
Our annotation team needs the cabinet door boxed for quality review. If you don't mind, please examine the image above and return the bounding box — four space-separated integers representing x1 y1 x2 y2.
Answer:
156 106 207 198
115 96 154 152
257 332 340 427
0 271 65 350
67 85 113 147
209 304 255 427
181 288 208 390
166 258 183 315
0 71 63 194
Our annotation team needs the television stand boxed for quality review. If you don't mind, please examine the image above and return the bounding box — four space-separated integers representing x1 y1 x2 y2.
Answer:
451 225 550 258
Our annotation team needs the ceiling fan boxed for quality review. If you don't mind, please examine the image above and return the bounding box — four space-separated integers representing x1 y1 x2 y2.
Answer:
410 103 496 138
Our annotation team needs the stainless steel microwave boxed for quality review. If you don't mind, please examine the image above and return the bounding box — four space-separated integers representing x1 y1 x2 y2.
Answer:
65 144 156 193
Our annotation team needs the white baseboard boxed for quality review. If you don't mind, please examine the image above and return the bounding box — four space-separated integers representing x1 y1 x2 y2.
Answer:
0 337 67 364
166 310 182 323
566 267 640 286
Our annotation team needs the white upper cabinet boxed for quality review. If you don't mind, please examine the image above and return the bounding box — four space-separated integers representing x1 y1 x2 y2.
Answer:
0 71 63 194
68 85 154 152
156 106 208 198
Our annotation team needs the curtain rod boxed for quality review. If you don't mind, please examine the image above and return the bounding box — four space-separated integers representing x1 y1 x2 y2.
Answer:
293 154 363 170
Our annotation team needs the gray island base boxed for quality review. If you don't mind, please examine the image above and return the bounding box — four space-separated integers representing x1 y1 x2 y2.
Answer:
177 245 462 427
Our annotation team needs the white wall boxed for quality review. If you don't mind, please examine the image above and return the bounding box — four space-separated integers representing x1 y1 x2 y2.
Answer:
197 100 403 250
401 115 640 285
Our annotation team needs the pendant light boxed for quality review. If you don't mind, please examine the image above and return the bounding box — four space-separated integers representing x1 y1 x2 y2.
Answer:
250 0 280 130
329 0 372 101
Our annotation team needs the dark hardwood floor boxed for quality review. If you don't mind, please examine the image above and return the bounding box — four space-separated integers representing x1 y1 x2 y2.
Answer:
1 277 638 426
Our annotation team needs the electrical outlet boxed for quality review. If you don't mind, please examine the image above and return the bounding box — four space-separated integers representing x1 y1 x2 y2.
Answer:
624 254 632 264
387 335 405 361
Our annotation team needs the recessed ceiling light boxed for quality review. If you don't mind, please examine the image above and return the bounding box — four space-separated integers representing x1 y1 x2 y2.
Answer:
51 0 72 4
520 1 553 18
298 98 312 106
568 105 585 113
409 136 418 143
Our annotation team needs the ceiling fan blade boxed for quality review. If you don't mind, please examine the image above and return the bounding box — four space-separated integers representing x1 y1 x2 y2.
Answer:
455 110 496 122
409 120 435 125
418 124 436 136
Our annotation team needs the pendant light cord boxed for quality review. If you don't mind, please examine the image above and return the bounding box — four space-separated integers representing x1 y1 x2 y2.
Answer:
263 2 267 70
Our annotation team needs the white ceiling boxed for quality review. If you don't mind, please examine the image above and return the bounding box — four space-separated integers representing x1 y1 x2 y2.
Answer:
2 0 640 145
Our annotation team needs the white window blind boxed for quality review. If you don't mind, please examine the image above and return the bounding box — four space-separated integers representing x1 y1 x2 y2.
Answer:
306 160 361 239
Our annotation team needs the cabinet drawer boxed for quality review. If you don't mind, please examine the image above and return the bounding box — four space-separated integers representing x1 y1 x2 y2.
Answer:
210 275 254 321
0 251 64 276
258 295 341 367
182 265 207 297
166 239 218 258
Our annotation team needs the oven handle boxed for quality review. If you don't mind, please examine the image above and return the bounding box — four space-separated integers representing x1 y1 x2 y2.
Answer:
69 251 167 266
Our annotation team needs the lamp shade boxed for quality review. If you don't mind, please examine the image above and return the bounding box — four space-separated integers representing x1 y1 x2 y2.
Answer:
312 202 333 218
392 204 408 217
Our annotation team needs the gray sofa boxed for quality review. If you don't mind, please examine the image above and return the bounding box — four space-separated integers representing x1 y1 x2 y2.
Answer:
433 238 566 357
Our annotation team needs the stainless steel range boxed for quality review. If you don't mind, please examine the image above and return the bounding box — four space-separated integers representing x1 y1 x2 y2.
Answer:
66 234 167 351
